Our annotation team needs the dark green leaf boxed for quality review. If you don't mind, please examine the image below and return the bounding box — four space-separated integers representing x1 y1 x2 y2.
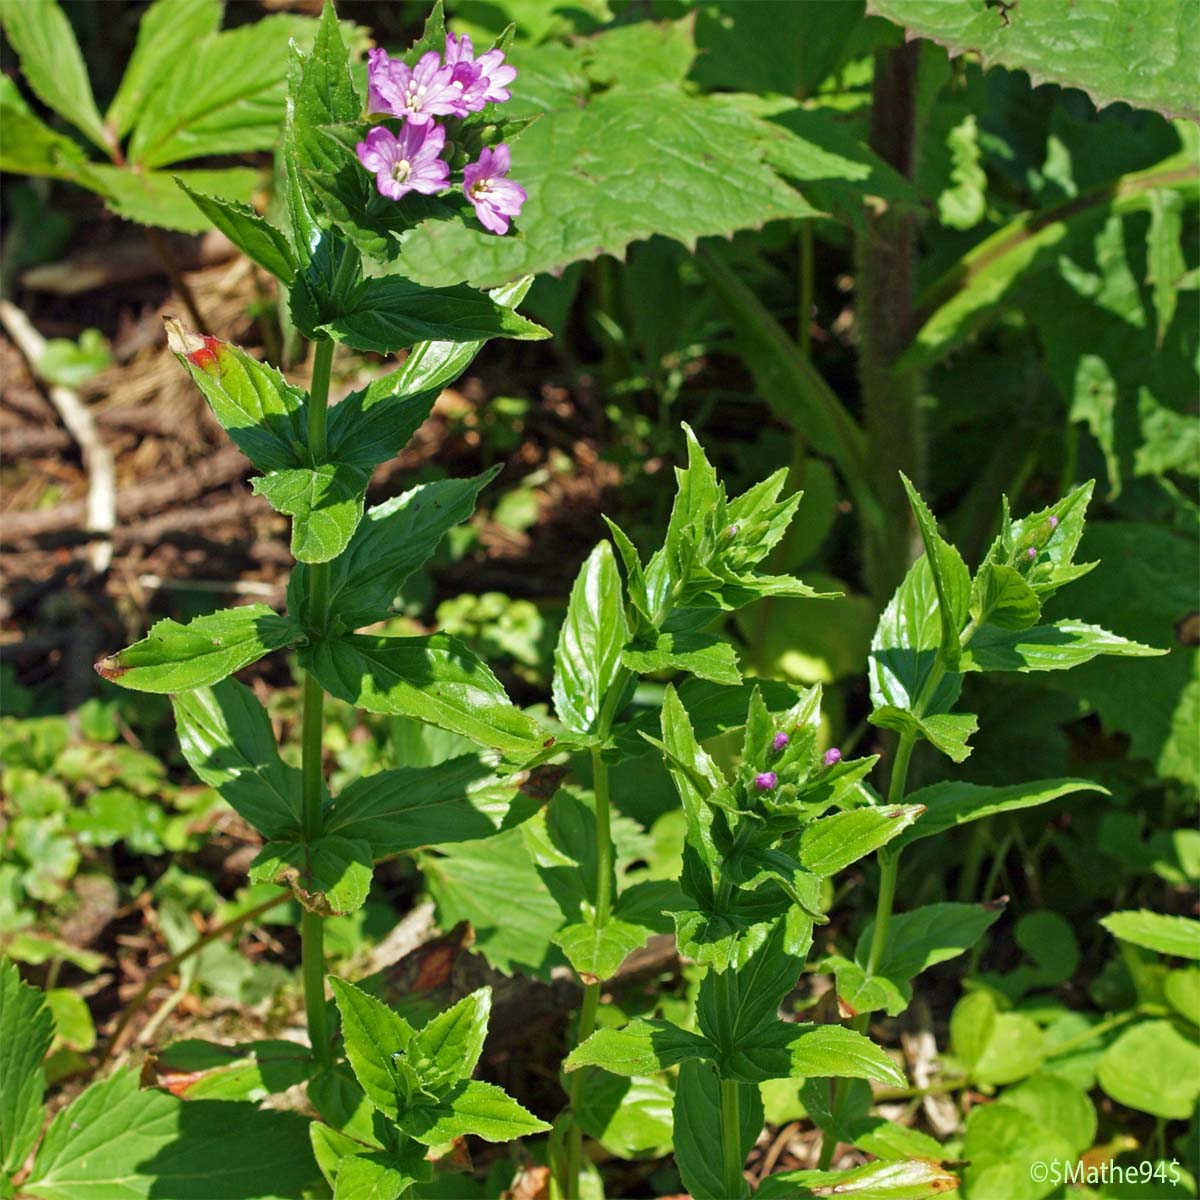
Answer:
565 1019 713 1076
253 463 369 564
150 1039 312 1102
396 1079 550 1145
961 621 1165 673
869 706 978 763
176 181 297 281
622 631 741 687
250 835 373 916
673 1060 761 1200
725 1020 906 1087
0 958 52 1175
654 684 720 867
96 606 301 693
575 1073 673 1160
329 977 416 1120
553 541 630 736
172 678 303 838
970 563 1041 632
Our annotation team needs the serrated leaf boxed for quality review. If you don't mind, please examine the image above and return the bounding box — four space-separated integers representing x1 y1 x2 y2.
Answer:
152 1039 312 1103
554 918 648 983
328 977 416 1120
302 633 548 755
292 473 498 631
0 0 108 153
868 0 1199 121
413 988 490 1091
565 1019 713 1076
334 1149 428 1200
673 1060 760 1200
172 678 303 839
176 182 297 281
798 805 925 875
553 541 630 736
316 275 550 355
622 631 741 687
0 958 53 1175
870 706 979 763
79 164 261 234
725 1020 906 1087
253 463 369 564
655 684 720 868
250 835 373 916
95 605 301 693
970 563 1041 631
961 621 1165 673
893 778 1106 852
328 754 538 858
757 1159 958 1200
1101 910 1200 960
397 1079 550 1145
165 322 307 473
105 0 222 139
127 13 315 168
0 100 88 180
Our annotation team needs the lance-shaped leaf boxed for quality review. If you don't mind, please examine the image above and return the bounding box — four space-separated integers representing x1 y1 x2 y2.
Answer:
412 988 491 1092
105 0 222 139
969 563 1041 632
172 678 304 838
870 706 979 764
329 977 417 1120
0 0 109 154
622 631 741 687
96 605 301 693
674 882 797 973
252 462 369 564
315 275 550 356
961 621 1164 673
674 1061 762 1200
725 1020 906 1087
0 92 88 181
653 684 721 867
798 804 925 876
1101 911 1200 960
292 472 498 630
553 541 630 736
892 778 1106 852
327 754 541 858
757 1159 958 1200
249 835 373 916
176 182 297 282
333 1150 429 1200
0 958 52 1176
397 1079 549 1145
165 322 307 473
830 902 1006 1018
151 1039 313 1103
565 1019 713 1076
302 633 548 754
325 279 535 470
900 473 969 669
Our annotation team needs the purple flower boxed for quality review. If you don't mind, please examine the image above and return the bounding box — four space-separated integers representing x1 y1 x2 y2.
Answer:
444 32 517 109
754 771 778 792
1048 515 1059 530
772 731 789 752
356 123 449 201
368 48 463 124
823 747 842 767
463 144 526 234
1027 546 1037 561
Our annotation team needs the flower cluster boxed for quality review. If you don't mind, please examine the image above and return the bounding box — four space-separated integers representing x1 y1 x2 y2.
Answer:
356 34 525 234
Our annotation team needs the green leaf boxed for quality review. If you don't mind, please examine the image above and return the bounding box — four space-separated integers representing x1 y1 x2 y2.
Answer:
37 328 111 388
622 631 741 687
293 473 498 631
127 13 314 167
252 464 369 565
867 0 1200 121
1166 968 1200 1026
1101 910 1200 960
899 473 970 669
798 805 925 876
328 754 539 858
575 1072 673 1160
565 1019 713 1077
0 0 108 153
869 706 979 763
334 1149 428 1200
176 182 297 281
0 100 88 180
1147 188 1187 344
412 987 490 1092
396 1079 550 1145
893 778 1105 852
1097 1020 1200 1119
105 0 222 139
835 902 1005 1017
552 541 630 736
172 678 302 839
725 1021 907 1087
24 1068 317 1200
151 1039 312 1102
0 958 52 1175
302 633 548 755
653 685 721 868
970 564 1041 632
959 1098 1074 1200
1002 1074 1097 1156
961 621 1166 673
315 275 550 355
673 1060 761 1200
329 977 416 1120
554 918 651 984
165 322 307 473
950 991 1044 1087
95 605 301 693
250 835 372 916
757 1159 959 1200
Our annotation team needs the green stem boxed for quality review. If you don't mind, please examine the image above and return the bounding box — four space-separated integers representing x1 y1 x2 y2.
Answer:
865 850 900 978
720 1076 744 1198
592 744 614 927
299 335 336 1068
1044 1007 1142 1059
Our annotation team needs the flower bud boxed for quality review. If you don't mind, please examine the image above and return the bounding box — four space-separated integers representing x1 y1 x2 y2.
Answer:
823 747 842 767
1048 515 1059 530
754 771 778 792
772 731 789 752
1027 546 1037 561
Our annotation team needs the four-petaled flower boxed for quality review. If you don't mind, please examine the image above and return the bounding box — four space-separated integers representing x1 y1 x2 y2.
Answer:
369 48 464 124
356 122 450 201
444 32 518 108
463 144 526 234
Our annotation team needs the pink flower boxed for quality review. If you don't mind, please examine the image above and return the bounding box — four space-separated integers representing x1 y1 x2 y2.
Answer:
772 732 789 752
368 48 463 124
356 123 449 201
444 32 517 109
823 747 842 767
754 772 778 792
463 144 526 234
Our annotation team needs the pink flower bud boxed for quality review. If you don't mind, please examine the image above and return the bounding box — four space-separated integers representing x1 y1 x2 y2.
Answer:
772 731 789 752
1027 546 1037 561
754 771 778 791
823 747 842 767
1048 515 1059 530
